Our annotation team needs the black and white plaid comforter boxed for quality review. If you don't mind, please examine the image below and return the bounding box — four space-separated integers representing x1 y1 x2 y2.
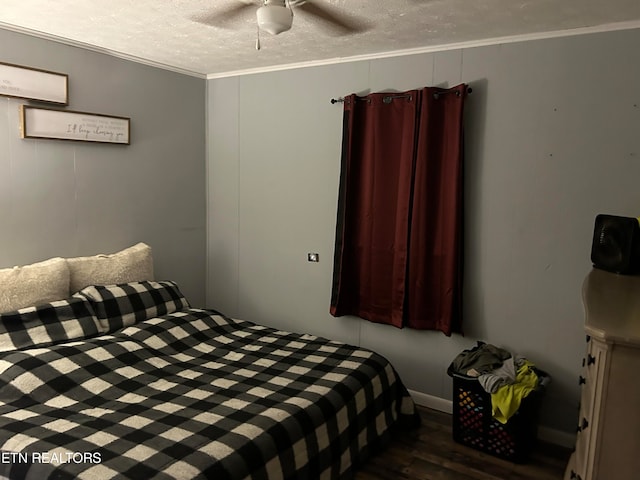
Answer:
0 297 417 479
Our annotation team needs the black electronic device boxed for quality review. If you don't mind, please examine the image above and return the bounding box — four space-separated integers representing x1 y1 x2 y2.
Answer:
591 214 640 274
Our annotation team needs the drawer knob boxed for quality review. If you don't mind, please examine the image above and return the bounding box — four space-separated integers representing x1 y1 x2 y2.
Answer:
579 375 586 385
577 417 589 432
587 354 596 366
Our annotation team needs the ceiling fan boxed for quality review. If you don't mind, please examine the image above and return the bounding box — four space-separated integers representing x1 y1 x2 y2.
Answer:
193 0 370 39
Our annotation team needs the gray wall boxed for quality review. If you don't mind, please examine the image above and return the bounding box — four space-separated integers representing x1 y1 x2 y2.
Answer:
0 28 207 305
207 27 640 435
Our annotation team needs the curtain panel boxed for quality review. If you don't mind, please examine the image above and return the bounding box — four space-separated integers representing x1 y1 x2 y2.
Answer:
330 84 467 335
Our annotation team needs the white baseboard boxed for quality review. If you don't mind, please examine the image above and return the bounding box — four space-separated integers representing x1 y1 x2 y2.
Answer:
537 426 576 450
407 389 576 449
408 389 453 414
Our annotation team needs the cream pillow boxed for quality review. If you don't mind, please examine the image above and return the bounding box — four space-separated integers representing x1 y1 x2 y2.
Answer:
0 257 70 314
67 243 154 293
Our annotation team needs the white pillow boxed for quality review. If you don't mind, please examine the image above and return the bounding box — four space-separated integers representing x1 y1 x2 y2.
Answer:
67 243 154 293
0 257 70 314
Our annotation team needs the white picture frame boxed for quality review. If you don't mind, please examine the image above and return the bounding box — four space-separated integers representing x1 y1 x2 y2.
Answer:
0 61 68 105
20 106 130 145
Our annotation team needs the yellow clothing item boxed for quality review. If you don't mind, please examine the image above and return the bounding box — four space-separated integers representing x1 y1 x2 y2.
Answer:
491 360 538 424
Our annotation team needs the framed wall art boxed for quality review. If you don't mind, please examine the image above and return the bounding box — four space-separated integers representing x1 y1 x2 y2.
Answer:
20 106 130 144
0 61 68 105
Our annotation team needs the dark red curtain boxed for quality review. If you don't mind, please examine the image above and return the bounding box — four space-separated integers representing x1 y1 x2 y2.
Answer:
330 84 467 335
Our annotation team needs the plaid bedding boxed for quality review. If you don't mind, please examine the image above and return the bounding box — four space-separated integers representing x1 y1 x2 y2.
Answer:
0 294 418 479
0 297 101 353
76 280 190 332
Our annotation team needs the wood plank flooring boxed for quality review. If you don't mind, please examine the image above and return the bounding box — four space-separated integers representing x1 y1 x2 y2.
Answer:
356 406 571 480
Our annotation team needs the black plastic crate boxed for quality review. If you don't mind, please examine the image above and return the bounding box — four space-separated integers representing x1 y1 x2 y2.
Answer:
450 370 547 463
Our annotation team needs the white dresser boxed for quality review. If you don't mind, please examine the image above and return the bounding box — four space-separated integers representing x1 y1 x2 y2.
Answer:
564 269 640 480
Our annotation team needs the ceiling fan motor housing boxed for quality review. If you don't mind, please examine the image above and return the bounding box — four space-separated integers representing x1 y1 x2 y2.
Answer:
257 1 293 35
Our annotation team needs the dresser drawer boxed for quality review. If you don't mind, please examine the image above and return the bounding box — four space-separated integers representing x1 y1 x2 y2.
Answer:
574 337 608 479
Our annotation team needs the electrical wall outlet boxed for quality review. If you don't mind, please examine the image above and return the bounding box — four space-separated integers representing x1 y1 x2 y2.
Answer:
307 253 319 262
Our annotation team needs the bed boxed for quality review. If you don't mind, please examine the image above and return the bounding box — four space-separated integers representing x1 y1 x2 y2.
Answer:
0 245 418 479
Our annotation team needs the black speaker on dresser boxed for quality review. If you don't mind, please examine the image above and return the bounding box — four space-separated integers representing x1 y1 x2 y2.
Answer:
591 214 640 274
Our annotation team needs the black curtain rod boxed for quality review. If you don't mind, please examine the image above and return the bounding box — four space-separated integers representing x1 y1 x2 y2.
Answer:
330 87 472 104
433 87 473 99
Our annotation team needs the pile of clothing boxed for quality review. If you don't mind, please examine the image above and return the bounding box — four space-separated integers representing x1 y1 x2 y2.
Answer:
448 341 549 423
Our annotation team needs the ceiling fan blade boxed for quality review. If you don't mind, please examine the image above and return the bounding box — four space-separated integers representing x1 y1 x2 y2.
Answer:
190 2 255 28
295 1 370 35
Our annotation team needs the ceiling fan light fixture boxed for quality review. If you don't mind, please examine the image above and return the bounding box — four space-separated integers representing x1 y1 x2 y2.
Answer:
256 5 293 35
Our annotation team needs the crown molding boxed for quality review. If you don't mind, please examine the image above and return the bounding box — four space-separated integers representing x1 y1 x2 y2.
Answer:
206 20 640 79
1 19 638 80
0 21 206 79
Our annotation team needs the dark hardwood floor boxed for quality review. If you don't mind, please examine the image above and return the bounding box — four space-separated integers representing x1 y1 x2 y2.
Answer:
356 406 571 480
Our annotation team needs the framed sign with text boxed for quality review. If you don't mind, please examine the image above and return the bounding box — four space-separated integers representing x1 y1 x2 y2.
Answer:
0 61 68 104
20 106 130 144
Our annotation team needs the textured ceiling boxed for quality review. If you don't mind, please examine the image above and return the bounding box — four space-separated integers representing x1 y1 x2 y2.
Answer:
1 0 640 78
